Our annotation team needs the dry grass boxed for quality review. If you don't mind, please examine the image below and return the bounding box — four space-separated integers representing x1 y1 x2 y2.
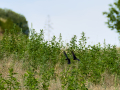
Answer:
0 17 7 23
0 17 6 40
0 29 3 40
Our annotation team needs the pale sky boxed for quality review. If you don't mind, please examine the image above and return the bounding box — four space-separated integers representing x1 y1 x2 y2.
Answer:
1 0 120 48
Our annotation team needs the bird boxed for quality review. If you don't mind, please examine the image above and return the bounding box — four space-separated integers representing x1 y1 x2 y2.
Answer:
71 51 80 61
63 51 71 64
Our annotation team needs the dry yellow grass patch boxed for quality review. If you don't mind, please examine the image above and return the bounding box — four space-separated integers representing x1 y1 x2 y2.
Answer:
0 17 7 23
0 17 7 40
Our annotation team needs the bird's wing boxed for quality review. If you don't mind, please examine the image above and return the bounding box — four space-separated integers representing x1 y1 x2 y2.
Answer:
72 51 77 59
64 51 68 58
77 58 80 61
68 59 71 64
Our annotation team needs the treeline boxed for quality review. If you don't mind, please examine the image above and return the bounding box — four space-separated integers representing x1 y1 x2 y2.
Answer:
0 8 29 36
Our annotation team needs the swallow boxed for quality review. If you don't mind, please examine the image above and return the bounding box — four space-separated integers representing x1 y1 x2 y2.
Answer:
63 51 71 64
71 51 80 61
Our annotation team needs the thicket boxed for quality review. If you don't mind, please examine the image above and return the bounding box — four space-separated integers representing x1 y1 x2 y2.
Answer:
0 26 120 90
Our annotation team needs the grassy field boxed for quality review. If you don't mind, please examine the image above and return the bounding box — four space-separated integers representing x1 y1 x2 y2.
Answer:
0 28 120 90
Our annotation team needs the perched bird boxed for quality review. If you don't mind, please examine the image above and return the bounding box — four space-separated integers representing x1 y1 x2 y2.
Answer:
63 51 71 64
71 51 80 61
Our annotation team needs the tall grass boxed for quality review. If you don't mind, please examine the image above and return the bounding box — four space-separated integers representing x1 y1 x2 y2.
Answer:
0 25 120 90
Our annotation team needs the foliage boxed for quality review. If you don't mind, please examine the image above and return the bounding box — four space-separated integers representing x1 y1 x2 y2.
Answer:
0 68 20 90
23 70 39 90
0 27 120 89
103 0 120 33
0 8 29 36
0 18 21 34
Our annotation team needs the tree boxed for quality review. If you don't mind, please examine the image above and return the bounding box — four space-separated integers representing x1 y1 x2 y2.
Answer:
0 8 29 36
103 0 120 33
0 18 21 34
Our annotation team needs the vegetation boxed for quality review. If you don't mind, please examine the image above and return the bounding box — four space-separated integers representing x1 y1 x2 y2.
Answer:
0 25 120 90
103 0 120 33
0 18 21 34
0 8 29 36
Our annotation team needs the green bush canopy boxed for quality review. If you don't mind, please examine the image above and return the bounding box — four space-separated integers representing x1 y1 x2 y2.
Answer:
0 8 29 36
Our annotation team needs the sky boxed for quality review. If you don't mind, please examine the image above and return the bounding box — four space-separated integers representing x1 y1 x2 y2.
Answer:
1 0 120 48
